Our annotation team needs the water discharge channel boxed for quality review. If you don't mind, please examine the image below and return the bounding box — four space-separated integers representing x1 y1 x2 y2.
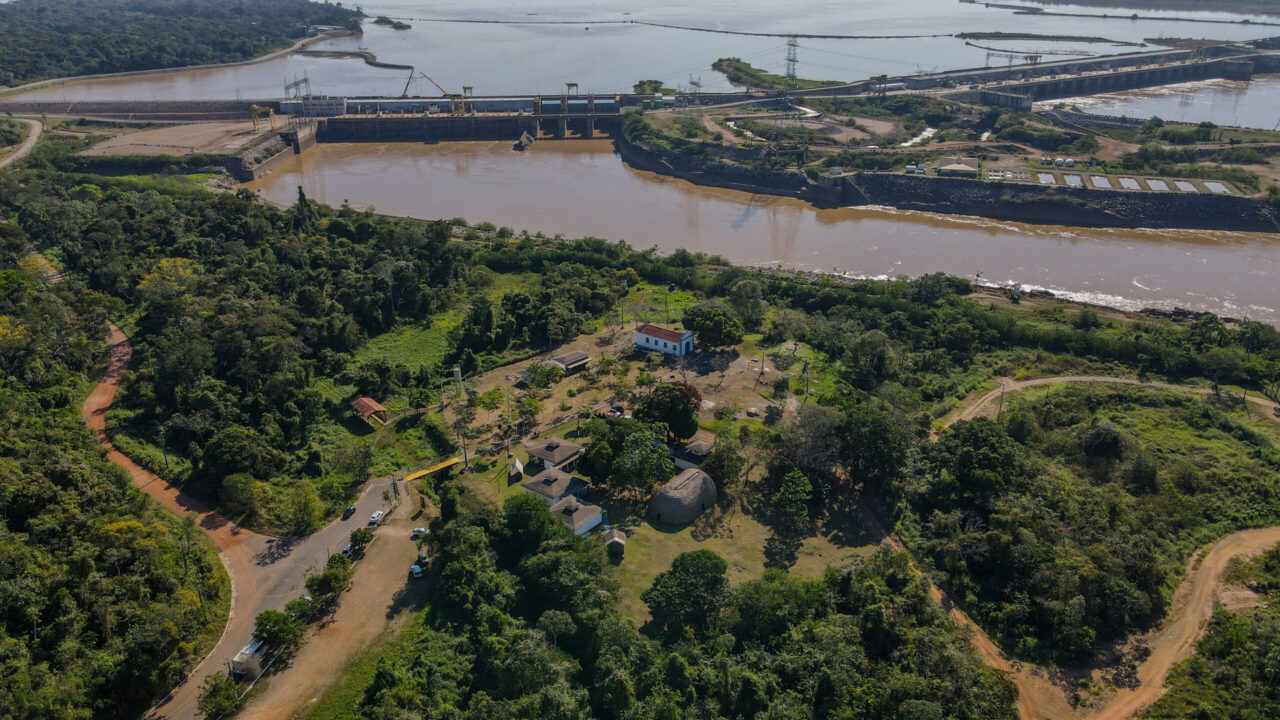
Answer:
243 140 1280 325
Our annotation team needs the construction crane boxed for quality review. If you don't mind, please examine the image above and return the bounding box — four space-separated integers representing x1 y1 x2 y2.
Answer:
402 70 467 115
250 105 276 131
985 50 1042 67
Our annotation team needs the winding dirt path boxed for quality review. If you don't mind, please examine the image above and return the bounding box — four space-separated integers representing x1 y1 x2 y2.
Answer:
935 376 1280 720
81 322 264 720
0 118 42 168
78 317 418 720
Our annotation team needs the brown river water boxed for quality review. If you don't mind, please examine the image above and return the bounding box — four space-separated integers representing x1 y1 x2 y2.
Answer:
243 140 1280 324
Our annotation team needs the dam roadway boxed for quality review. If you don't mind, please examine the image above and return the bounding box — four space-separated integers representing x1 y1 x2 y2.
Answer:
2 36 1277 125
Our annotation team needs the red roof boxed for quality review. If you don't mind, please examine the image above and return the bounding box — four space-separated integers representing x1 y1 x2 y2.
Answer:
636 324 687 344
350 397 387 417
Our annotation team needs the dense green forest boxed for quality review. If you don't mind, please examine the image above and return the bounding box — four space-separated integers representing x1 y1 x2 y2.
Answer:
1143 543 1280 718
0 226 228 718
899 385 1280 662
5 127 1280 699
0 0 360 87
350 484 1016 720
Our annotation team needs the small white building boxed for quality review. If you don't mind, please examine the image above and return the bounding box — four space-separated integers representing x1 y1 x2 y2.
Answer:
636 323 694 357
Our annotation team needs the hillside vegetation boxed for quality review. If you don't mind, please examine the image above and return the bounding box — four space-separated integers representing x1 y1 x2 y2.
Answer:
0 233 229 718
901 384 1280 662
0 0 360 87
1143 543 1280 718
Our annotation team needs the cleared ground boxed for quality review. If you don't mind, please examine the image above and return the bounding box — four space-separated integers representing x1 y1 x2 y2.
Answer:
81 120 273 157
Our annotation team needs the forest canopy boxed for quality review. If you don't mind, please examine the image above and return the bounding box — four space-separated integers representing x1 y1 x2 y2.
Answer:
0 0 361 87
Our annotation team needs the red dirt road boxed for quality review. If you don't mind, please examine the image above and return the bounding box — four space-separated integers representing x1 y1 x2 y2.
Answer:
81 318 421 720
81 322 263 720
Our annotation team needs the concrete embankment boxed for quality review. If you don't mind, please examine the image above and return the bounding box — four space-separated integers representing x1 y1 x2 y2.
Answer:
839 173 1280 233
616 135 1280 233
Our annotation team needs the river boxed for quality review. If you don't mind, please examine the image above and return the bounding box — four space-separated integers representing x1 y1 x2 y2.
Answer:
1048 76 1280 129
242 140 1280 324
12 0 1280 101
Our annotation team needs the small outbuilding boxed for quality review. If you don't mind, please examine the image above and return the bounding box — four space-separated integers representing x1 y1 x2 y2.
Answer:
648 468 718 525
550 497 604 537
350 396 388 425
526 437 583 470
548 349 591 374
603 528 627 560
521 467 587 504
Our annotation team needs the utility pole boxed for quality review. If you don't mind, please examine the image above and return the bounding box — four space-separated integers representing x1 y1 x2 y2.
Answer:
996 382 1006 420
802 360 810 404
452 366 469 470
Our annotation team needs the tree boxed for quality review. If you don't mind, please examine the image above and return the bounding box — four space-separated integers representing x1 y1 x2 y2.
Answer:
682 301 743 349
634 383 700 440
841 403 909 499
611 431 674 495
728 279 766 330
536 609 577 647
774 469 812 528
350 526 374 549
524 362 564 389
333 443 373 485
642 550 728 637
1199 347 1243 395
254 609 303 652
701 434 745 487
197 672 242 718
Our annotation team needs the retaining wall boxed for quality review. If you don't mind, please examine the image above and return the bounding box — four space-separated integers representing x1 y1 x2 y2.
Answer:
841 173 1280 233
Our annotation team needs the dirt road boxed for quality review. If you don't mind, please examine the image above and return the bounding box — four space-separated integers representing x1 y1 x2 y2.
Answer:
936 376 1280 720
237 523 429 720
0 118 42 168
80 319 412 720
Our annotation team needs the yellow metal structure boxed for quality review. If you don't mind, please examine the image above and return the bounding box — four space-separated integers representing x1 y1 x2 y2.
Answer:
402 457 461 483
250 105 276 130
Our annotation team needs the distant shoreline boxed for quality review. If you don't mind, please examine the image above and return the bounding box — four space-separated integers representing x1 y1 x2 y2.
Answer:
0 29 358 99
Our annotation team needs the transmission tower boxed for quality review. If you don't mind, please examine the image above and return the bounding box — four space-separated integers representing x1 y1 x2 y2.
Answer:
689 75 703 119
785 37 799 92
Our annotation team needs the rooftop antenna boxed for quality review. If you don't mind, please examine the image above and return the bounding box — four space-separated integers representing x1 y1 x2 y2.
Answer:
785 36 799 92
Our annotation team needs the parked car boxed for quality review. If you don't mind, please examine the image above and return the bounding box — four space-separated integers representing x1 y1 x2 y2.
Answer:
369 510 384 526
342 544 353 557
409 564 423 579
342 505 356 520
411 527 429 538
417 552 428 565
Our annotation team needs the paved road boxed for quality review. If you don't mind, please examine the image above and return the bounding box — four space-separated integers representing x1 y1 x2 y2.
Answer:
0 118 42 168
82 321 400 720
936 376 1280 720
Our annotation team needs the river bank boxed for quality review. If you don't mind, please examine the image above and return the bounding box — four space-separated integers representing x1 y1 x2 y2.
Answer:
614 133 1280 233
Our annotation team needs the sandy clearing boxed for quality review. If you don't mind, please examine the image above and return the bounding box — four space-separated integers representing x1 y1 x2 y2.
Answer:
82 120 271 157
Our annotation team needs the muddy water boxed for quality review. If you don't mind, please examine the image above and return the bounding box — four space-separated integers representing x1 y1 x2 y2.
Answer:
243 140 1280 324
13 0 1279 100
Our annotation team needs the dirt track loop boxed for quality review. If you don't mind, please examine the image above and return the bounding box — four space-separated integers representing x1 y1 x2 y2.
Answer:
938 376 1280 720
81 321 410 720
0 118 42 169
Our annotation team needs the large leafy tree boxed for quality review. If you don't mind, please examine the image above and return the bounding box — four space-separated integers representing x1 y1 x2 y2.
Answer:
642 549 729 637
682 300 743 349
634 382 701 440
